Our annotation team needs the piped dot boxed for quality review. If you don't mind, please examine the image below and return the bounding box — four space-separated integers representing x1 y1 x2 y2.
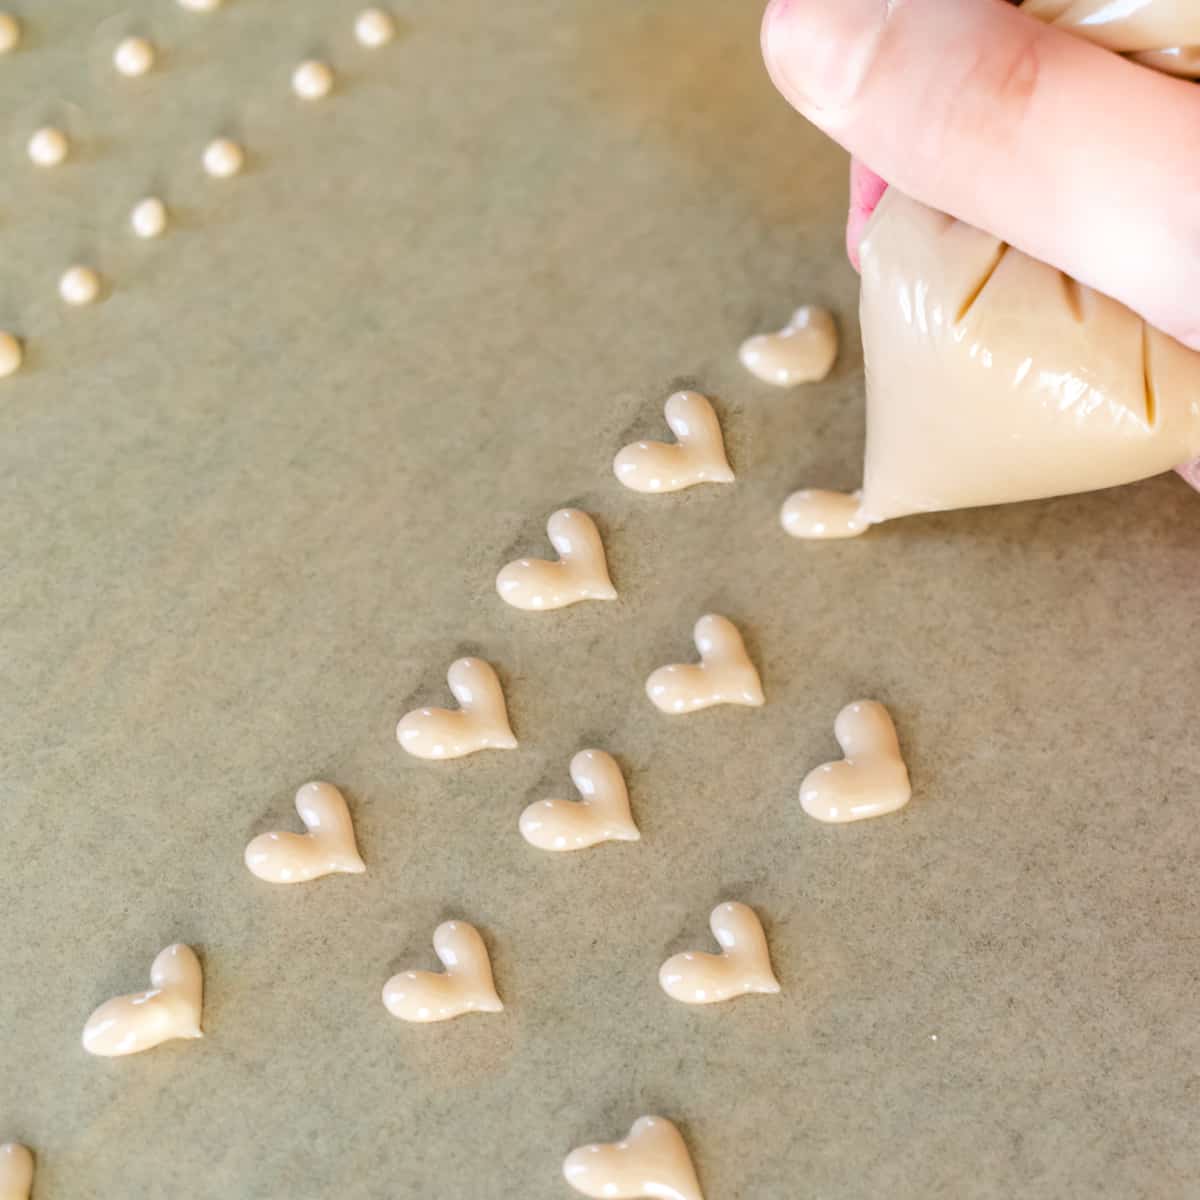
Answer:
203 137 244 178
0 331 23 377
0 12 20 53
114 36 156 77
355 8 395 47
28 127 69 167
292 59 333 100
130 197 168 239
60 266 101 307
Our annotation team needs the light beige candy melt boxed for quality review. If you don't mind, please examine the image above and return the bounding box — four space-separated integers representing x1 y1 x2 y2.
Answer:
800 700 911 824
563 1115 704 1200
245 781 365 884
396 657 517 759
780 488 869 540
0 1143 33 1200
381 921 503 1023
739 305 838 386
659 901 779 1006
858 188 1200 523
496 508 616 611
646 614 763 714
82 943 203 1057
613 391 734 493
519 749 639 852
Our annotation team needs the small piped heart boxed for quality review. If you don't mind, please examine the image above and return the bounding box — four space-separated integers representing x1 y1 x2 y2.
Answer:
780 488 869 540
0 1143 33 1200
397 657 517 759
245 781 366 884
496 508 616 611
82 943 204 1058
659 901 780 1005
382 921 503 1023
563 1115 704 1200
519 749 640 852
646 614 763 714
739 305 838 386
613 391 734 494
801 700 911 823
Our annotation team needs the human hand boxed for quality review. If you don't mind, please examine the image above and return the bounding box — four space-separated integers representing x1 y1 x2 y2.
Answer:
760 0 1200 484
760 0 1200 349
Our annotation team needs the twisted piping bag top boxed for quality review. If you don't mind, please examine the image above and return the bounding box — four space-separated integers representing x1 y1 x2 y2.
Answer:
856 1 1200 525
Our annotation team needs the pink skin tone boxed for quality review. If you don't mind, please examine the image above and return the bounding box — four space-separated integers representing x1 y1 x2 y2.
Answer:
762 0 1200 487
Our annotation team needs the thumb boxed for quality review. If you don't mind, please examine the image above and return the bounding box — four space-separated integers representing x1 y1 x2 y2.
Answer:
760 0 1200 351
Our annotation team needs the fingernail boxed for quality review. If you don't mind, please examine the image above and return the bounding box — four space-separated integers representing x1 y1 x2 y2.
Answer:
762 0 891 120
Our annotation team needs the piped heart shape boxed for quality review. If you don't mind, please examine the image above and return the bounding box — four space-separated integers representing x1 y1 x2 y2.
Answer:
563 1115 704 1200
780 488 869 540
800 699 911 823
738 305 838 386
0 1143 34 1200
244 781 366 884
81 943 204 1058
646 614 763 714
519 749 640 852
381 921 503 1023
659 901 780 1006
495 508 617 611
396 657 517 759
613 391 734 494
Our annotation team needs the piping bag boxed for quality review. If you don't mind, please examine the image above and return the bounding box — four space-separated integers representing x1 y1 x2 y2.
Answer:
855 0 1200 526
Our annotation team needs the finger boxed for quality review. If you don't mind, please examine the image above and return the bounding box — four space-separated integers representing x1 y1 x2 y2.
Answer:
1177 460 1200 494
847 157 887 271
761 0 1200 349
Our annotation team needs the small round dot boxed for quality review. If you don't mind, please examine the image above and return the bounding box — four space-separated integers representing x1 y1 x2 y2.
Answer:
28 127 69 167
354 8 395 48
114 36 155 77
0 12 21 54
203 137 244 178
0 331 22 378
130 197 168 239
178 0 221 10
59 266 102 307
292 59 333 100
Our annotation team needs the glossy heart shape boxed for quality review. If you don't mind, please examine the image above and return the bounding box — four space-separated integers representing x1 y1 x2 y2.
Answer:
800 700 911 823
646 614 763 714
519 749 640 852
382 921 503 1023
563 1115 704 1200
659 901 779 1005
613 391 734 494
245 781 366 884
496 508 616 611
397 658 517 759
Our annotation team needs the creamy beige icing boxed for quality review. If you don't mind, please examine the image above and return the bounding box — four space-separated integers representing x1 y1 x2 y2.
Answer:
858 188 1200 523
739 305 838 387
382 921 503 1023
659 901 779 1006
646 614 763 714
0 14 20 54
1130 45 1200 76
780 488 868 540
82 943 203 1057
0 333 21 379
244 781 366 884
800 700 911 824
0 1144 33 1200
613 391 734 493
496 508 616 610
563 1115 704 1200
1021 0 1200 54
519 748 640 852
396 657 517 759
